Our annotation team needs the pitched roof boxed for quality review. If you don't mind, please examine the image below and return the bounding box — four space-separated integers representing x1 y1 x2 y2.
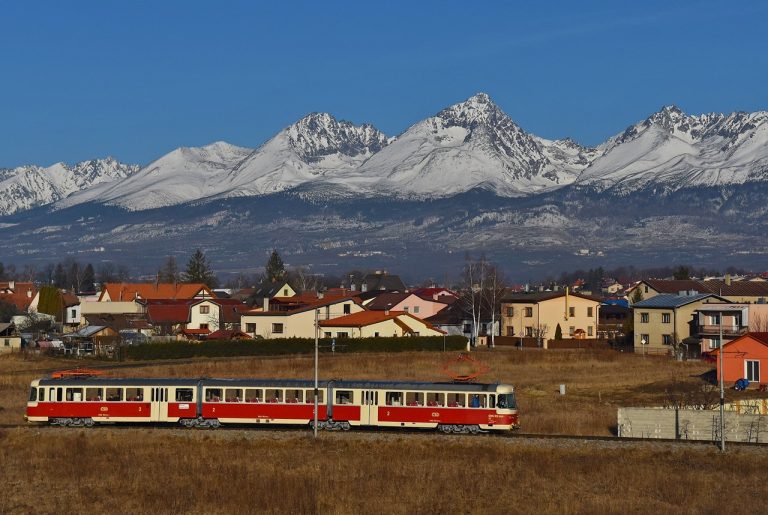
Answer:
207 329 252 340
709 332 768 355
632 293 726 309
145 300 194 323
319 310 403 327
642 279 768 297
243 296 360 317
366 292 411 310
501 292 601 303
361 273 406 292
100 283 213 301
0 282 37 311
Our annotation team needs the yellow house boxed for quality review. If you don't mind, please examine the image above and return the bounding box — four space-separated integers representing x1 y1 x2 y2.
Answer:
628 279 768 305
500 291 601 342
632 293 729 354
318 311 445 338
240 297 364 339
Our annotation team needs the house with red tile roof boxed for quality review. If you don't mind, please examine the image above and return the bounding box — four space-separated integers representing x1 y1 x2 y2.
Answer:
0 281 37 312
318 311 445 338
98 283 215 302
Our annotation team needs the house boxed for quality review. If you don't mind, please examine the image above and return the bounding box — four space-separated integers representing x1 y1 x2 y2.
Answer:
709 333 768 387
187 298 249 333
628 278 768 305
240 296 364 339
318 311 445 338
365 292 449 319
425 302 494 341
411 287 459 303
239 281 297 308
0 322 23 353
500 291 601 341
632 293 729 354
598 303 630 340
98 282 215 302
0 281 37 312
355 271 406 293
692 303 768 354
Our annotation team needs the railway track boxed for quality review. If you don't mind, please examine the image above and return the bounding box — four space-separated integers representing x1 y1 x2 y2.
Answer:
2 422 766 447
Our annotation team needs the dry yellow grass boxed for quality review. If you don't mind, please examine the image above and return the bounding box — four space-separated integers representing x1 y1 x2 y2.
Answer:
1 428 767 514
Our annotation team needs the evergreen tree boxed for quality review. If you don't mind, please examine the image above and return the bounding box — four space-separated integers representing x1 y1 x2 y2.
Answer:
37 286 64 321
265 250 286 282
82 264 96 292
630 287 644 304
0 261 5 280
0 300 19 322
53 263 67 288
673 265 691 280
184 249 218 287
555 323 563 340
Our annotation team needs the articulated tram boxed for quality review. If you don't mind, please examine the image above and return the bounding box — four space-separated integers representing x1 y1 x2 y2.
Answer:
26 376 519 433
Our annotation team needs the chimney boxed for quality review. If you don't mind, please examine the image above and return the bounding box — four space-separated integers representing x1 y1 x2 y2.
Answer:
318 292 324 299
27 289 32 298
725 274 731 286
8 281 14 290
262 298 270 311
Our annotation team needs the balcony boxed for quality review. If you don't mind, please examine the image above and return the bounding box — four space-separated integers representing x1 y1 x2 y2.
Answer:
696 325 747 336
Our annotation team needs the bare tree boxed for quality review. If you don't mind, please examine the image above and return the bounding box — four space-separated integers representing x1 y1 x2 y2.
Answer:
289 266 320 293
483 263 506 348
461 254 489 346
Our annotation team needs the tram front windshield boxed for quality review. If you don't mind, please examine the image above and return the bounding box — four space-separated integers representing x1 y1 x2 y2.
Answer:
497 393 516 410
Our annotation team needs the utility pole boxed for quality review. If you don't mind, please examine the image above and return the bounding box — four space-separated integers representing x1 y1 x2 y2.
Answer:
719 308 725 453
314 308 319 439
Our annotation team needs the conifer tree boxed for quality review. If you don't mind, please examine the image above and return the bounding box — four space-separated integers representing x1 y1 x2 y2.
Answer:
265 250 286 283
183 249 218 288
555 323 563 340
82 264 96 292
53 263 67 288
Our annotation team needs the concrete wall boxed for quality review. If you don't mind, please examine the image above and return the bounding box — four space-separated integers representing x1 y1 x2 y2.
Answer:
618 407 768 443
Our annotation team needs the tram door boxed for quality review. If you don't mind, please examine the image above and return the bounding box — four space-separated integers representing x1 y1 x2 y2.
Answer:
361 390 379 426
150 387 169 421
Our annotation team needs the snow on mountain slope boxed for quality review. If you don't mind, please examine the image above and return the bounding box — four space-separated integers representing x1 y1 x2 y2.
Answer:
577 106 768 193
335 93 595 198
0 158 138 215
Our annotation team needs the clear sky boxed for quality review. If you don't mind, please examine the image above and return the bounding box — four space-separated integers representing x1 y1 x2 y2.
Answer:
2 1 767 168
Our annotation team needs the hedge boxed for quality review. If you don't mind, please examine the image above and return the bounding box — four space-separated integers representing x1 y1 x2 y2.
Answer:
124 335 468 361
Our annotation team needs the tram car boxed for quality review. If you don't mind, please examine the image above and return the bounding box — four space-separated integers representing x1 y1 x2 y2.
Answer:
26 376 519 433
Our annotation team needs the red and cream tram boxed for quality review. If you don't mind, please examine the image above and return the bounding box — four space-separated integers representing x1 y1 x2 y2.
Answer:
26 376 519 433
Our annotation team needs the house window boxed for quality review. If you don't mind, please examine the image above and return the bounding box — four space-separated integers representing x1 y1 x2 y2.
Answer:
245 323 256 333
640 334 650 345
710 314 720 325
644 286 648 293
506 326 514 336
337 332 349 338
506 307 514 317
524 307 533 317
283 289 288 296
374 332 380 337
462 324 471 333
413 306 420 314
587 307 593 317
272 323 284 334
324 332 332 338
70 309 77 319
640 313 649 323
746 360 760 383
3 339 9 347
403 306 409 313
587 326 593 337
200 305 210 314
200 324 209 330
709 337 721 349
569 307 575 317
662 313 671 324
569 326 575 336
662 334 672 345
525 327 533 337
343 303 351 314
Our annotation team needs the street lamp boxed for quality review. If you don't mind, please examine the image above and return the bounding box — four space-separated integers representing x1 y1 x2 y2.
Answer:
718 310 725 453
313 308 319 439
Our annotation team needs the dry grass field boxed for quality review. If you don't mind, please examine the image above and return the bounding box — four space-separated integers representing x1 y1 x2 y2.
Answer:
3 349 768 514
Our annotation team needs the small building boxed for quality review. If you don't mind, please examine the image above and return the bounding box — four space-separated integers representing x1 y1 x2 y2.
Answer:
0 323 23 353
365 292 449 319
709 333 768 387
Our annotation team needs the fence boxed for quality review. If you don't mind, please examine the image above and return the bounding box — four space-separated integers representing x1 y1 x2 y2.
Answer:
494 336 611 349
618 407 768 442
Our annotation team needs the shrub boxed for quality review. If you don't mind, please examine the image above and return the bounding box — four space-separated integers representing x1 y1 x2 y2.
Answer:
124 335 467 361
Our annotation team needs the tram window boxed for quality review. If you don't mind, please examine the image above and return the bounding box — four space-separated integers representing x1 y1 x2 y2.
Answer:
426 392 444 407
497 393 517 409
287 389 303 403
85 388 103 401
126 388 144 402
39 388 45 402
65 388 83 402
205 388 222 402
470 394 487 408
266 389 282 403
56 388 62 402
225 388 243 402
335 390 352 404
489 395 496 409
405 392 423 406
29 388 37 402
385 391 403 406
176 388 194 402
105 388 122 401
448 393 465 407
245 388 263 403
305 389 323 403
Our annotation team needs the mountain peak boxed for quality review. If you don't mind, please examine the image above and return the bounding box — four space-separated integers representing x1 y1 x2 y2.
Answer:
285 112 387 162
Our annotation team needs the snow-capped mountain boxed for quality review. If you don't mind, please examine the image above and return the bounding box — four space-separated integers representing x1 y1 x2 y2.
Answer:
576 105 768 193
332 93 596 198
0 158 138 216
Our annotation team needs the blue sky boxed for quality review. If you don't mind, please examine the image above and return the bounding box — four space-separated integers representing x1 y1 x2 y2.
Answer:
2 1 767 167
